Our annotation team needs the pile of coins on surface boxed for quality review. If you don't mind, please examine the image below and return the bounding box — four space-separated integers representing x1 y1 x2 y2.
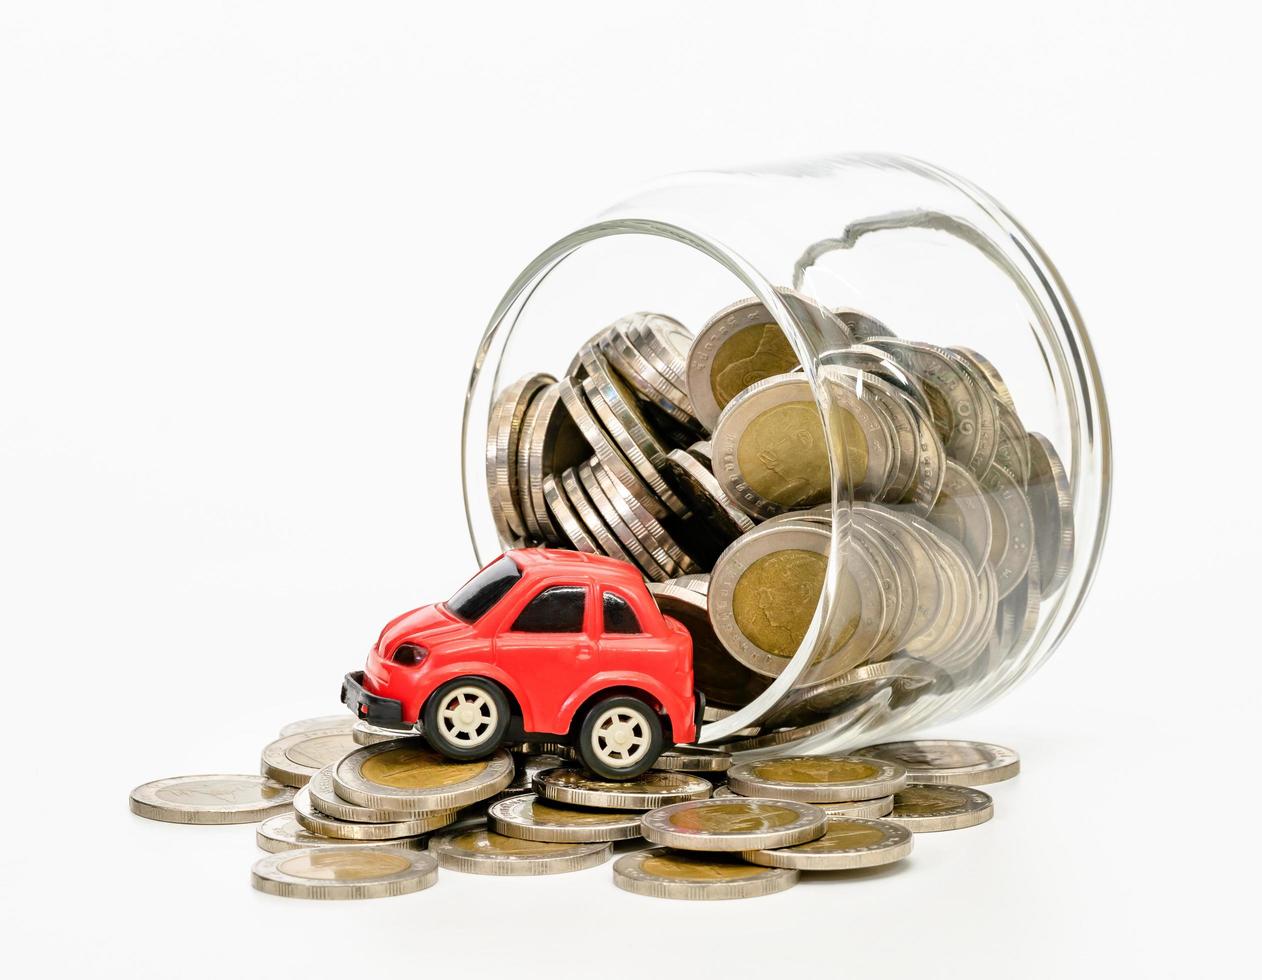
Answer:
130 722 1019 901
486 295 1074 739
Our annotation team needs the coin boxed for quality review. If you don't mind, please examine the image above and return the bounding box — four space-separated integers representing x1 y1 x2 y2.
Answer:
711 372 894 517
559 466 633 563
334 742 515 812
711 784 895 819
352 719 418 746
256 813 428 854
488 793 642 842
306 764 426 822
293 785 454 840
533 768 711 810
588 457 693 577
641 798 827 851
1026 432 1074 595
978 464 1035 597
886 784 993 832
542 472 598 552
742 816 912 870
251 846 438 900
428 827 611 875
709 522 885 683
949 346 1016 412
600 315 698 430
726 755 907 802
522 382 590 544
762 657 943 728
129 774 296 825
661 447 755 542
260 728 359 788
280 715 357 736
687 291 853 430
613 847 798 901
856 739 1019 786
646 581 770 707
487 372 554 542
653 746 733 773
927 460 993 574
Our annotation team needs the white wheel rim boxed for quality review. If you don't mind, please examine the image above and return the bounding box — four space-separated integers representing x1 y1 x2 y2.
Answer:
437 685 499 748
590 705 652 769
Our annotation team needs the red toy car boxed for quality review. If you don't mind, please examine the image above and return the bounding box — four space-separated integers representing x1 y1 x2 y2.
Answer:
342 549 699 779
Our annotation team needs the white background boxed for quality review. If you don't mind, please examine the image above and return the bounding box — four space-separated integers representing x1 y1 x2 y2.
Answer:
1 2 1257 977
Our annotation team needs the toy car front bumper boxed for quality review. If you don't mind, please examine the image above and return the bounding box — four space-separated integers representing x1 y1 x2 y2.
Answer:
341 670 409 729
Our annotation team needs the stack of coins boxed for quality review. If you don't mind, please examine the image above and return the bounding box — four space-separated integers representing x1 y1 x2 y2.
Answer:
131 715 1020 901
487 291 1072 741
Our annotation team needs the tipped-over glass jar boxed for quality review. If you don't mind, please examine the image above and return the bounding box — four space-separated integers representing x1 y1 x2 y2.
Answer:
463 153 1111 756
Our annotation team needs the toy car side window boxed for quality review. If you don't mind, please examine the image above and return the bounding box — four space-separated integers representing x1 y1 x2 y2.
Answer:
602 591 642 634
510 585 586 633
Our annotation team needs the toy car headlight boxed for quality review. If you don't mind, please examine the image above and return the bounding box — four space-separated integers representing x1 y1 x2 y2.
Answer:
391 644 428 666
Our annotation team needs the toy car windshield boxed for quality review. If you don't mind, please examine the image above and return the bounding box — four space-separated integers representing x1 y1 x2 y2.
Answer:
445 554 522 622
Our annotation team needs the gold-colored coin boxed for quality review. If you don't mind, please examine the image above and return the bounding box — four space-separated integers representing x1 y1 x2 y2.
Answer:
333 741 514 812
533 767 712 809
726 755 908 802
886 784 994 832
260 729 360 788
640 798 827 851
488 793 643 842
250 846 438 899
428 828 611 875
857 739 1019 787
255 813 428 854
613 847 798 901
129 774 296 825
742 817 913 870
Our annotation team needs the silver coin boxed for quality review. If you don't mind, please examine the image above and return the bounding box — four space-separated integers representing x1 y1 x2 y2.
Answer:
280 715 357 737
428 827 611 875
653 746 733 772
558 377 667 520
1026 432 1074 595
886 783 994 832
646 581 770 708
256 813 428 853
307 764 426 823
533 768 711 810
727 755 907 803
867 339 997 475
577 459 669 580
487 373 554 543
334 741 515 812
711 372 894 518
993 401 1032 486
260 728 360 788
686 440 713 468
927 460 993 574
742 816 912 870
670 573 711 594
294 785 454 840
588 457 693 578
129 774 296 825
687 291 853 430
902 512 978 662
579 345 685 515
641 797 827 851
251 846 438 900
522 382 590 545
542 472 598 552
949 346 1016 412
662 448 755 541
762 657 943 728
625 313 695 394
710 784 895 819
600 315 698 427
835 343 933 419
857 739 1019 787
709 522 885 683
352 719 419 746
488 793 642 842
613 847 798 901
978 464 1035 598
559 465 633 563
854 503 947 652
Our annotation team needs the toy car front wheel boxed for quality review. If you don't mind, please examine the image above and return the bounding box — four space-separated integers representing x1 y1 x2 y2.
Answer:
576 695 664 780
422 678 511 760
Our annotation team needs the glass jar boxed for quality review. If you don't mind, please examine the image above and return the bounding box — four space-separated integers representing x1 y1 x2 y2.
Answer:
463 153 1110 755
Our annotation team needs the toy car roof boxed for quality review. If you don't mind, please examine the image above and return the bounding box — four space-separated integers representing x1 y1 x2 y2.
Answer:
507 547 648 587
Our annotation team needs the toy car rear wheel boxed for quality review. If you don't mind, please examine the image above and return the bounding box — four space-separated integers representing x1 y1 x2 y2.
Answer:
576 695 664 780
422 678 511 760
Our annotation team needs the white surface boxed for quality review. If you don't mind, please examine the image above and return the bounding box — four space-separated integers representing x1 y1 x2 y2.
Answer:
1 2 1257 977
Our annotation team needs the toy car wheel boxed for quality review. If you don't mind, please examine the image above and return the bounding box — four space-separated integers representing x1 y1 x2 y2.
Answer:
422 678 511 760
576 695 664 780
